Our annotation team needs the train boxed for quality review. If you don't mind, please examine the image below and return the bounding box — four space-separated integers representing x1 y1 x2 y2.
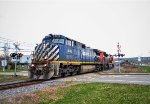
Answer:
29 34 114 79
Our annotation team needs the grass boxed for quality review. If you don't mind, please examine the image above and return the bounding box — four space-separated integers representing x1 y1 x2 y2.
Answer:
121 67 143 73
0 68 27 72
121 65 150 73
0 74 28 83
140 66 150 73
2 83 149 104
45 83 150 104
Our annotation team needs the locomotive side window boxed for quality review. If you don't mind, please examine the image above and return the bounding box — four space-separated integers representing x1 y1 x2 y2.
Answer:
72 41 74 47
66 39 72 46
74 41 77 46
82 44 85 49
52 38 64 44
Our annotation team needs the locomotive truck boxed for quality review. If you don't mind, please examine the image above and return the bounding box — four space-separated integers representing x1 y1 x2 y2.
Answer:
29 34 114 79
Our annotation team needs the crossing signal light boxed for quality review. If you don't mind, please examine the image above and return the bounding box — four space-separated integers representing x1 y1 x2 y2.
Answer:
10 53 17 58
120 54 125 57
118 54 125 57
18 53 23 58
10 53 23 59
113 54 125 57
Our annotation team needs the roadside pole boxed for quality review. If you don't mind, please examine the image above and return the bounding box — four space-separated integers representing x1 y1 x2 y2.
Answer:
2 53 6 72
2 42 9 72
116 42 125 73
13 42 20 77
1 42 10 80
14 48 17 76
118 56 120 73
103 57 105 71
117 42 121 73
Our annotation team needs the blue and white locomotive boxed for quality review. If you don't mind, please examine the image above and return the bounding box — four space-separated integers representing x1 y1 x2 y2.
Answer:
29 34 114 79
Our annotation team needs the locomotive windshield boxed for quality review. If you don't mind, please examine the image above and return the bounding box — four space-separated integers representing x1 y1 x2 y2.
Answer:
52 38 64 44
42 36 53 43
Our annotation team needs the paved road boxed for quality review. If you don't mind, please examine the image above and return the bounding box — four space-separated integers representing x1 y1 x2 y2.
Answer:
0 71 28 76
0 71 150 85
58 73 150 85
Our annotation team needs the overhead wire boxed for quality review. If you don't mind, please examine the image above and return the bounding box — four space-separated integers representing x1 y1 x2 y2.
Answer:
0 36 36 54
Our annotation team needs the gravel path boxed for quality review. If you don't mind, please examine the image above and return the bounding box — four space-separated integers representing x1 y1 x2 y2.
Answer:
0 80 66 99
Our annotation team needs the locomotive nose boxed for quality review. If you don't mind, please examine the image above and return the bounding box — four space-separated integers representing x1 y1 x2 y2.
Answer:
36 70 43 75
33 43 59 61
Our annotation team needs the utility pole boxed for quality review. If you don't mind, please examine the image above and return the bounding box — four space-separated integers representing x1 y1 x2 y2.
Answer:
1 42 10 72
13 42 20 76
117 42 121 73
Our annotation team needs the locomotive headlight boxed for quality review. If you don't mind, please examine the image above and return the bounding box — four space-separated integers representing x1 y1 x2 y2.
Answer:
31 64 35 67
44 56 48 60
44 64 47 67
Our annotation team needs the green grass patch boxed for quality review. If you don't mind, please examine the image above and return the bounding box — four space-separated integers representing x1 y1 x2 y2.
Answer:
0 75 28 83
121 65 150 73
1 83 150 104
140 66 150 73
39 83 150 104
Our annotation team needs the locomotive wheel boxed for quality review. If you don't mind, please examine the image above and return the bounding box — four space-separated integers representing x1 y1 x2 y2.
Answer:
43 70 50 79
76 66 80 74
70 72 74 76
112 64 114 68
107 64 110 70
61 73 66 77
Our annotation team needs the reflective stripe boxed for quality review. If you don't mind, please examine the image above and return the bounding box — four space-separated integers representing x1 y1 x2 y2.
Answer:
37 44 44 60
39 43 52 60
35 44 42 59
48 45 58 56
49 48 59 60
39 47 50 60
34 44 59 61
53 54 59 60
35 44 40 53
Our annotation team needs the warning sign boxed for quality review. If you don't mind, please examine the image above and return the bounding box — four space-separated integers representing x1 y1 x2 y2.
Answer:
1 60 7 67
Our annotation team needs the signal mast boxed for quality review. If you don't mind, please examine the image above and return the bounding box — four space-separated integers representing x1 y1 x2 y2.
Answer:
114 42 125 73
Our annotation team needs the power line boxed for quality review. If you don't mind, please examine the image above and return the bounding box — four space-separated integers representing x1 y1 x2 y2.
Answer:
0 36 37 46
0 36 37 56
0 36 36 50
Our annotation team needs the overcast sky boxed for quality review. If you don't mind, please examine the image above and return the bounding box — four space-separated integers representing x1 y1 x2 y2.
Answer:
0 0 150 57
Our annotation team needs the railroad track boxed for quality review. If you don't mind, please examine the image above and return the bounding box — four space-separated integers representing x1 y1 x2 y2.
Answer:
0 80 44 90
0 72 96 91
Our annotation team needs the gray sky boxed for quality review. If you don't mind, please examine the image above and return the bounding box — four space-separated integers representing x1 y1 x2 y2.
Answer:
0 0 150 57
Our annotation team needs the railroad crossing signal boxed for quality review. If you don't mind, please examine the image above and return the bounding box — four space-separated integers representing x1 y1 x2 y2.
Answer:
10 53 17 58
114 53 125 57
18 53 23 58
114 42 125 73
117 42 121 53
10 53 23 59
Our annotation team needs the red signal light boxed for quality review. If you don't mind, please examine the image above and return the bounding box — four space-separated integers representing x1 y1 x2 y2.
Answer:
18 53 23 57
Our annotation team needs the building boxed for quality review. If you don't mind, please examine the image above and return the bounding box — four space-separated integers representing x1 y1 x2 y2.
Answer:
11 55 32 64
122 57 150 65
